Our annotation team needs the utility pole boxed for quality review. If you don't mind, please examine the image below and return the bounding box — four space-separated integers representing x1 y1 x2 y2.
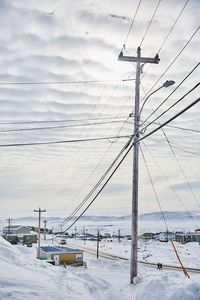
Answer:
75 227 77 239
6 218 13 239
118 47 160 284
43 220 47 241
83 226 86 245
34 208 46 259
52 226 54 245
97 230 100 259
118 229 121 243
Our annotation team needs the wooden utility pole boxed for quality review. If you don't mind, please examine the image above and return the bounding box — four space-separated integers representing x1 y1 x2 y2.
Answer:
83 227 86 245
43 220 47 241
118 230 121 243
97 230 100 259
6 218 13 238
118 47 160 284
52 226 54 245
34 208 46 259
75 227 77 239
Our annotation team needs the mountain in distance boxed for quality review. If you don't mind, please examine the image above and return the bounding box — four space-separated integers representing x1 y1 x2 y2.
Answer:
12 211 200 223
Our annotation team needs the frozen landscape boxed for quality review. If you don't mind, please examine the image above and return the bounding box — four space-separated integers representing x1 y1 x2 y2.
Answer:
0 213 200 300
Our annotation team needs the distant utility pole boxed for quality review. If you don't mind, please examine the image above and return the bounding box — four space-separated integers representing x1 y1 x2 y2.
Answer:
43 220 47 241
118 47 160 284
6 218 13 238
75 227 77 239
52 226 54 245
118 230 121 243
97 230 100 259
34 208 46 259
83 226 86 245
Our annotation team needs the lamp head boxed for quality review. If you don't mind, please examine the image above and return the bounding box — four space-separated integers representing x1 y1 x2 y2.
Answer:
163 80 175 87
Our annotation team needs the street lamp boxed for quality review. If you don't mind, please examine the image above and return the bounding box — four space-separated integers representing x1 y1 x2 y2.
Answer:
139 80 175 116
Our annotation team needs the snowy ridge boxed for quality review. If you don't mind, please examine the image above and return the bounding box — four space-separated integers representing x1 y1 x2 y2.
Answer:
13 211 200 223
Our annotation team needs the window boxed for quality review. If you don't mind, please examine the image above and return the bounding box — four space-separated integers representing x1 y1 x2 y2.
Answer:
76 254 82 261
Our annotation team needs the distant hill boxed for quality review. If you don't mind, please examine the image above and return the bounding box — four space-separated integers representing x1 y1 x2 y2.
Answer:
13 211 200 223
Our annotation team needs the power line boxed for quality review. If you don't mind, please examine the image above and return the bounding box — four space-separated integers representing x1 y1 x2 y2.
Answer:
122 0 143 50
140 82 200 133
138 97 200 143
161 124 200 134
53 137 133 232
139 62 200 127
0 135 132 148
53 98 199 235
149 137 200 157
140 0 162 47
142 26 200 99
0 115 128 125
142 141 198 226
140 145 169 232
140 0 190 81
0 78 135 86
0 120 129 133
157 0 190 54
161 130 200 209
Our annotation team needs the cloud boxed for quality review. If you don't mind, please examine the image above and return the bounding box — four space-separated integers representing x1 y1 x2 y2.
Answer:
0 0 199 217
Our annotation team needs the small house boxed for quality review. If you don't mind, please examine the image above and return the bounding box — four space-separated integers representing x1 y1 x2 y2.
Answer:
3 225 31 235
40 246 84 266
175 233 196 243
3 225 37 245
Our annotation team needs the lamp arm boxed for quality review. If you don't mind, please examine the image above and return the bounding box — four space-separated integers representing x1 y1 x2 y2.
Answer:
139 85 163 117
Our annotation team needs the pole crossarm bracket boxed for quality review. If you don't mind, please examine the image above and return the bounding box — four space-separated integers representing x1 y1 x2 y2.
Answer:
118 51 160 64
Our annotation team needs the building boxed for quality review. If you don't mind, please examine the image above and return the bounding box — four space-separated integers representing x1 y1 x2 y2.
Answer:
40 246 84 266
140 232 155 240
175 233 196 243
3 225 37 245
3 225 31 235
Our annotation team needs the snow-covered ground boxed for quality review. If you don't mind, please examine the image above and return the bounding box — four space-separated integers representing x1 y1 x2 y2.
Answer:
0 235 200 300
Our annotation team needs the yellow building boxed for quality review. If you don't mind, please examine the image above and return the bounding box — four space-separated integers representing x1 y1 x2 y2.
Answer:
40 246 84 266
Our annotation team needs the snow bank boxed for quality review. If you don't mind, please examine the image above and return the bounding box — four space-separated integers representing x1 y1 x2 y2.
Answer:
0 236 200 300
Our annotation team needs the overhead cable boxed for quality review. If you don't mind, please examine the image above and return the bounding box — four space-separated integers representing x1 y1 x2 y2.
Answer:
53 97 199 235
140 0 162 47
157 0 190 53
142 141 198 226
139 62 200 127
140 82 200 133
0 115 128 125
0 78 135 86
0 135 132 148
0 120 129 133
143 26 200 99
122 0 143 50
140 145 169 232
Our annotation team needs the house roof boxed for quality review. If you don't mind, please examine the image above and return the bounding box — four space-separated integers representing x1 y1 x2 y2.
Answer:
40 246 84 254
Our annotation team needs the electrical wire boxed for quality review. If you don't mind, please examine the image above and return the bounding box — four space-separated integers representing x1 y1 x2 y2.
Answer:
53 136 133 232
139 62 200 127
0 78 134 86
149 137 200 157
0 115 128 125
140 145 169 232
140 82 200 133
161 130 200 209
142 141 198 226
122 0 143 50
0 135 132 148
52 97 199 236
139 0 162 47
157 0 190 54
142 26 200 99
0 120 129 133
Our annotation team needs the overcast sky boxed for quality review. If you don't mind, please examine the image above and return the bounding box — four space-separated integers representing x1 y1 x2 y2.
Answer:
0 0 199 223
